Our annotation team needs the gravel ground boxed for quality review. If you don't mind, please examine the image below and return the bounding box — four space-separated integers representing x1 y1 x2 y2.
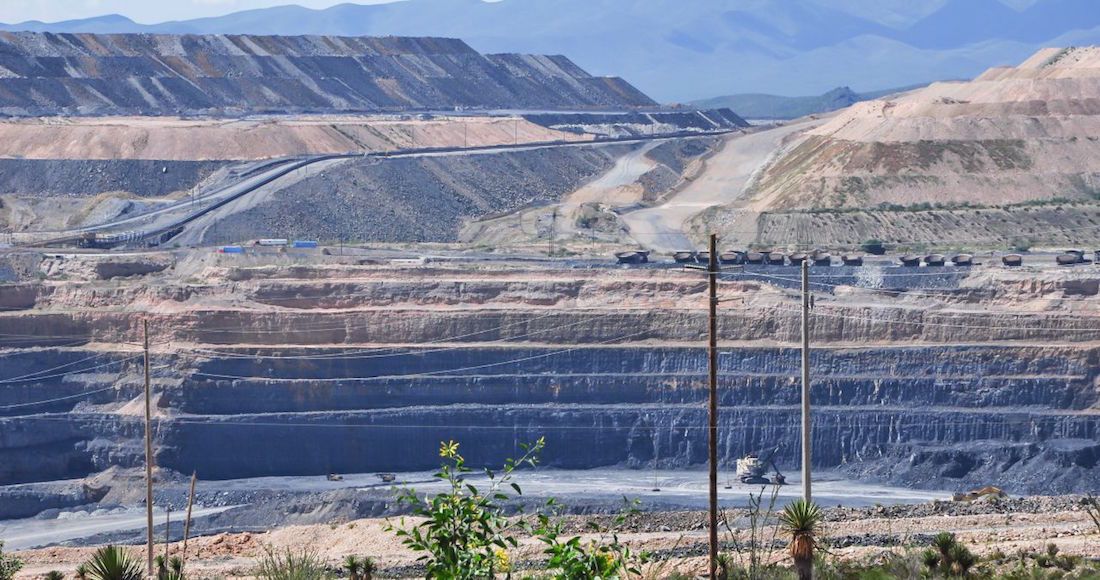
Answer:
11 495 1100 578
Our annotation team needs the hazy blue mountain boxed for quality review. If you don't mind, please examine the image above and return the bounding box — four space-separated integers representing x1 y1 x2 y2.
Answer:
691 84 929 120
0 0 1096 102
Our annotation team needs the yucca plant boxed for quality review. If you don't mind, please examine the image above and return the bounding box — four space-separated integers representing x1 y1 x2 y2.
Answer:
343 555 361 580
255 546 328 580
155 555 185 580
74 563 89 580
83 546 143 580
45 571 65 580
779 499 822 580
360 557 376 580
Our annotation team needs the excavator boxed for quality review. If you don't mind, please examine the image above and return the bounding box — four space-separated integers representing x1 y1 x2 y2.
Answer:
733 446 787 486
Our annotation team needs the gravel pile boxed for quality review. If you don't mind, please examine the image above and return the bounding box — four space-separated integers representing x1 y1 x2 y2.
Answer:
206 146 632 244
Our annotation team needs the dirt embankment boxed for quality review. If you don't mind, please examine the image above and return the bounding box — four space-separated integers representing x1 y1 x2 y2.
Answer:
705 47 1100 247
0 117 588 161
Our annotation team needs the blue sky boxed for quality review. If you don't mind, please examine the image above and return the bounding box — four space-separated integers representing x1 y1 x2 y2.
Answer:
0 0 393 23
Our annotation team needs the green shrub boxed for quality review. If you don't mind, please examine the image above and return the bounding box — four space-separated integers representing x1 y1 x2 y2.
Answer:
0 542 21 580
534 498 647 579
387 438 544 579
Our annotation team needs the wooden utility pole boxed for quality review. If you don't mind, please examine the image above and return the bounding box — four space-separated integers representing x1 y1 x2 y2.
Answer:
707 233 719 580
143 319 155 578
800 258 812 502
164 508 171 562
182 472 197 571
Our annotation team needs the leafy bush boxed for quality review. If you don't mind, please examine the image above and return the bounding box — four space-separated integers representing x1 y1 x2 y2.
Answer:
0 541 22 580
45 571 65 580
534 498 647 579
255 546 329 580
388 438 544 579
83 546 143 580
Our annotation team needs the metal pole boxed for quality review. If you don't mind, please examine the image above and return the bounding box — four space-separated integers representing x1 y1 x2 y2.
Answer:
143 319 155 578
707 233 719 580
164 507 171 562
182 472 197 571
800 258 812 503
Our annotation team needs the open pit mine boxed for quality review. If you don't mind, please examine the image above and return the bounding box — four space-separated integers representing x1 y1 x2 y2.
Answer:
0 31 1097 567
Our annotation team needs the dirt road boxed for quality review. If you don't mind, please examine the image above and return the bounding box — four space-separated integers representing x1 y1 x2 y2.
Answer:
621 120 822 252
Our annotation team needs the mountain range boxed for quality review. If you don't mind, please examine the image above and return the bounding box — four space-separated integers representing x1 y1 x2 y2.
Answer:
691 85 929 120
1 0 1097 102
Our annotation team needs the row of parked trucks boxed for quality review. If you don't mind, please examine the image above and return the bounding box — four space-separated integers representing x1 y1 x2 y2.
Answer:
615 249 1100 267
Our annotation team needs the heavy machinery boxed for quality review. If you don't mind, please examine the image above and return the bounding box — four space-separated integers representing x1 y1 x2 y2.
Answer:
735 446 787 486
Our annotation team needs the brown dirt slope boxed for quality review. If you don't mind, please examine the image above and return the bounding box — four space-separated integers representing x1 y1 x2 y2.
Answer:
749 47 1100 212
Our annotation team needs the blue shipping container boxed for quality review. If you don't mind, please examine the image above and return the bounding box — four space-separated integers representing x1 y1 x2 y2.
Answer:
292 240 319 248
219 246 244 254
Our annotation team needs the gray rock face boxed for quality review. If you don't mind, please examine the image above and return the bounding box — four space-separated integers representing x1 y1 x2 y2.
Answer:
0 32 654 116
1 342 1097 494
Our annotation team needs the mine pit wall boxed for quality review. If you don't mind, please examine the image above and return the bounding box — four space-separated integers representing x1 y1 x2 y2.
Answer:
1 342 1098 493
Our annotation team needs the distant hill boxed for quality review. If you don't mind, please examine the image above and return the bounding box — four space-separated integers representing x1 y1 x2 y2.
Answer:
691 85 927 120
0 0 1095 102
0 32 654 116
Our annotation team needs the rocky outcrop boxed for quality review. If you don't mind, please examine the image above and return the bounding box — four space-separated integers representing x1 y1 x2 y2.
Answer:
0 33 654 116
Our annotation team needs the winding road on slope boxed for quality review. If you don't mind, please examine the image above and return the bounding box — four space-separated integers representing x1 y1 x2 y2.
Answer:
18 130 737 249
621 119 823 252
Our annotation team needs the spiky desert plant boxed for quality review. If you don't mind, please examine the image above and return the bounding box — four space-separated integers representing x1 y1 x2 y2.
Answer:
948 544 976 577
932 531 957 563
74 563 89 580
83 546 143 580
255 546 328 580
342 555 360 580
45 571 65 580
360 557 376 580
779 499 822 580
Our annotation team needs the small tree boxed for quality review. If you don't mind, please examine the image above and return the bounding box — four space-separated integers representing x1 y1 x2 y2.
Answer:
387 438 544 579
779 499 822 580
861 239 886 255
0 542 21 580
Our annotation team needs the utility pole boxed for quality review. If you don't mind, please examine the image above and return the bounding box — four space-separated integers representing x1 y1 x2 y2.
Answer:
800 258 812 502
182 472 197 571
707 233 719 580
143 319 155 578
463 120 468 149
513 118 519 145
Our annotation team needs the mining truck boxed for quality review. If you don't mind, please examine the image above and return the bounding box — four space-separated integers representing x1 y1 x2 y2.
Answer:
735 446 786 486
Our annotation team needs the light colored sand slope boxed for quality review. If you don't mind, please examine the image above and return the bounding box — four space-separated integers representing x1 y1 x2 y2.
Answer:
0 116 588 161
749 46 1100 212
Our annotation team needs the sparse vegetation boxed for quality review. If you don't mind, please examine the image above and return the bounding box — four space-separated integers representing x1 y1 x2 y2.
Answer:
255 546 329 580
0 542 21 580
